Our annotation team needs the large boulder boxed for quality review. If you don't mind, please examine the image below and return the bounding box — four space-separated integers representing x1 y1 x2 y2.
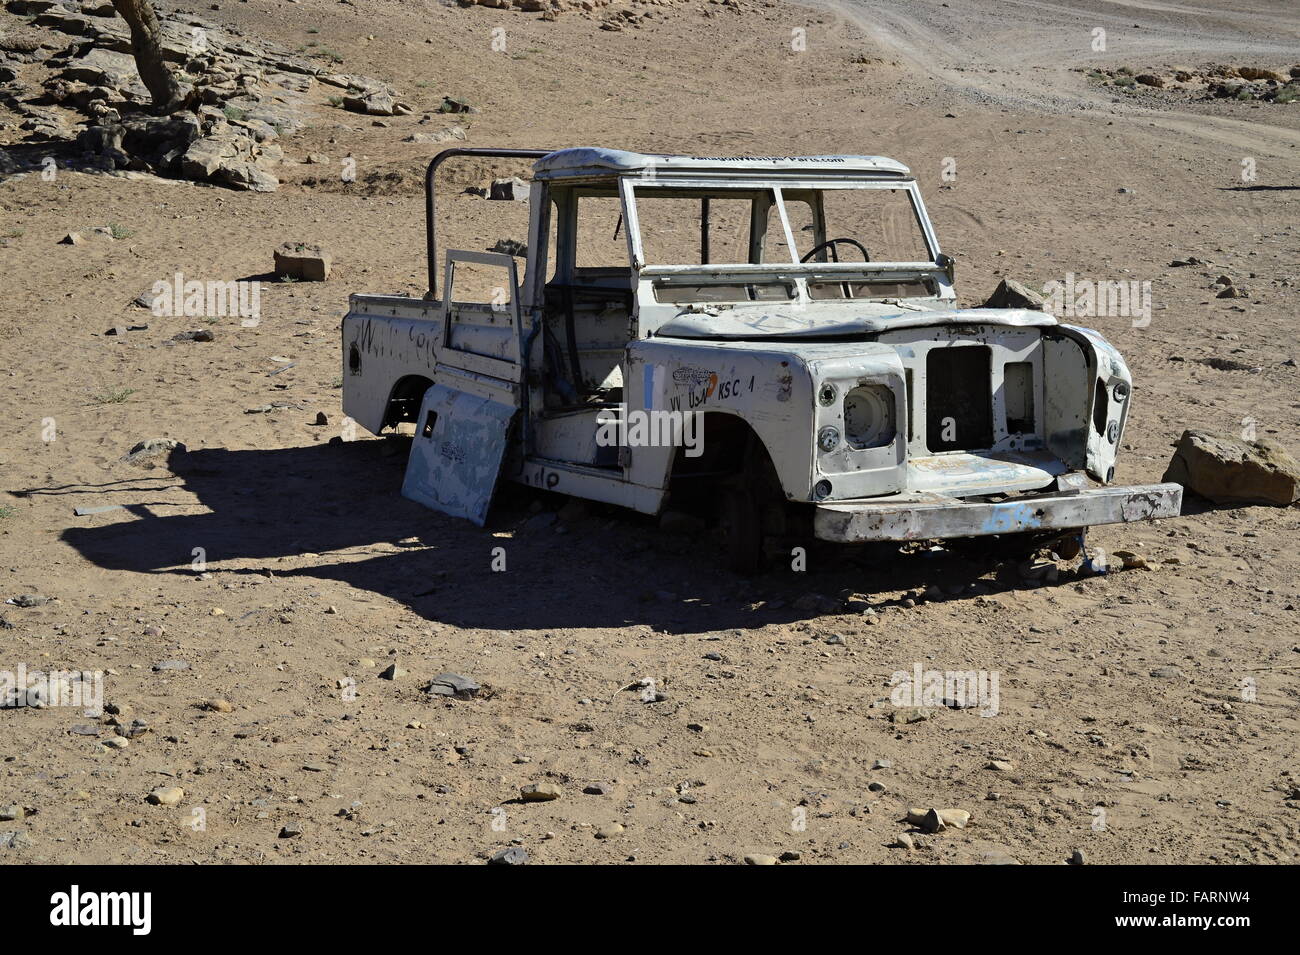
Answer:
59 47 139 88
1163 430 1300 506
181 133 246 179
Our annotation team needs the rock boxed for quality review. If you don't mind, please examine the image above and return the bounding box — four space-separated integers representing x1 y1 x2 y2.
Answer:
404 124 466 145
779 850 802 861
304 153 329 164
906 808 947 833
438 95 475 114
1238 67 1285 82
520 783 562 802
1112 550 1151 570
488 846 528 865
582 782 610 795
1163 430 1300 506
490 237 527 257
60 47 139 87
872 759 892 770
181 133 245 179
273 242 332 281
891 832 915 850
743 853 779 865
1135 73 1163 87
1149 665 1184 680
595 823 624 838
343 87 403 116
867 781 886 793
983 278 1045 310
1069 848 1086 865
59 232 84 245
0 805 27 821
172 329 215 343
489 176 530 201
424 672 480 699
205 698 233 712
152 659 190 671
0 831 33 850
147 787 184 807
985 760 1015 771
214 160 278 192
313 411 329 426
9 594 50 608
378 661 406 680
279 822 303 838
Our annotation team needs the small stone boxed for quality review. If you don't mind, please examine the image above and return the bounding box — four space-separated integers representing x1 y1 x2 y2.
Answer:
0 805 26 822
1069 848 1086 865
868 781 886 793
985 760 1015 771
378 662 406 681
872 759 892 770
59 232 85 245
892 833 915 850
424 672 480 699
743 853 779 865
488 846 528 865
153 660 189 671
519 783 562 802
147 787 184 807
595 824 624 839
205 699 233 713
582 783 609 795
103 736 130 749
779 850 801 861
279 822 303 838
1149 665 1184 680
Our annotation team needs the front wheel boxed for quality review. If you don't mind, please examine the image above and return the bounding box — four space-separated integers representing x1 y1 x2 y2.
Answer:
720 485 764 575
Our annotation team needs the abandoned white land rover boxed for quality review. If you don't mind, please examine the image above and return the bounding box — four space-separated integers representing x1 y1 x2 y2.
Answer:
342 147 1181 572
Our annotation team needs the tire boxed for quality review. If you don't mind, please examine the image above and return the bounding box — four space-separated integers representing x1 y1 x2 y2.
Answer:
720 485 764 575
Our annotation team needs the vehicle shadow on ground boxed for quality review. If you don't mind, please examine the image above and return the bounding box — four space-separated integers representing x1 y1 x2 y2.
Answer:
48 441 1073 633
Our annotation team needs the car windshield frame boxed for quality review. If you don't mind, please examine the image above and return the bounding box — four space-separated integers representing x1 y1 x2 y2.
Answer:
622 177 942 274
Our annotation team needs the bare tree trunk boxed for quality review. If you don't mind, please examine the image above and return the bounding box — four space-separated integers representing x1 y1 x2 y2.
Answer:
110 0 184 113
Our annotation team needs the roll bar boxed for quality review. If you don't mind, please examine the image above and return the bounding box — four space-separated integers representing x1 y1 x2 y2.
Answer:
424 147 556 299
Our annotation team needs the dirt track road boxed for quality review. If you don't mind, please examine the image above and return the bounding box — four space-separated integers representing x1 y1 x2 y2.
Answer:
809 0 1300 154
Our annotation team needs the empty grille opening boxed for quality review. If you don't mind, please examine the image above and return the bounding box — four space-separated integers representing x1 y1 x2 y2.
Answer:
927 346 992 451
1004 361 1035 434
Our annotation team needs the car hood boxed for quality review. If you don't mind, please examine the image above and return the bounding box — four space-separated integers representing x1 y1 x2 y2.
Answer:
653 303 1057 340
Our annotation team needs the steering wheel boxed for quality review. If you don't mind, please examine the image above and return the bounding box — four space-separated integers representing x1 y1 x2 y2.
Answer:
800 238 870 264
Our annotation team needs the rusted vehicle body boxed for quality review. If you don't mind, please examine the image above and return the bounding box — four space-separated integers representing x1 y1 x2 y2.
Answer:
342 147 1180 570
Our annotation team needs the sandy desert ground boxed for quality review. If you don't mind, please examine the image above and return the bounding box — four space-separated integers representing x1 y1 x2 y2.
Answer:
0 0 1298 864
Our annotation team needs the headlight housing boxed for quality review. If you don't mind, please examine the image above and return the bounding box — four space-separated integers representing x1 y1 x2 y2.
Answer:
842 384 897 449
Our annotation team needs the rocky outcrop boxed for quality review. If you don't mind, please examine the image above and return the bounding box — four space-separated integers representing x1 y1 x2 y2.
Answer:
1 0 407 191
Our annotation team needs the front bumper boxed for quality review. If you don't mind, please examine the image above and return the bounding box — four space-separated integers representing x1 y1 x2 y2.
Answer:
813 482 1182 543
